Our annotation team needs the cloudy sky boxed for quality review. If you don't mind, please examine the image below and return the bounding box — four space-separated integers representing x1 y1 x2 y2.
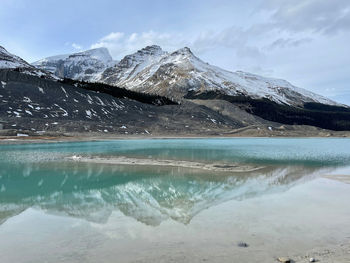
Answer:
1 0 349 104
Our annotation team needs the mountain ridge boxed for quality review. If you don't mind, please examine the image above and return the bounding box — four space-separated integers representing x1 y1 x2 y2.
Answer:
33 47 118 82
100 46 340 107
0 45 57 80
32 45 341 107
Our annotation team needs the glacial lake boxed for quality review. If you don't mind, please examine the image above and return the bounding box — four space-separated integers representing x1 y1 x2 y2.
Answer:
0 138 350 262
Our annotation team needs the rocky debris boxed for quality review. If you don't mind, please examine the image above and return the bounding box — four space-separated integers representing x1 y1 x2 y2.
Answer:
0 129 17 136
277 257 292 263
237 242 249 247
190 99 273 126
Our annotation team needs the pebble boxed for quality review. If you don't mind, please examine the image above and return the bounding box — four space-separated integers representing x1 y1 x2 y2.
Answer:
309 258 316 262
237 242 249 247
277 257 292 263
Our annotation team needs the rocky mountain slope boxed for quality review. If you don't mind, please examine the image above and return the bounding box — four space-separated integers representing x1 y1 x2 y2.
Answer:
0 69 252 136
0 46 56 80
100 45 167 87
33 47 117 82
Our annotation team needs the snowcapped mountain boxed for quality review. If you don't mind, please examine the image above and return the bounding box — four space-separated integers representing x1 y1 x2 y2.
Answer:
99 46 338 106
33 47 117 82
0 46 32 69
1 44 350 131
0 45 56 79
30 44 339 107
100 45 167 85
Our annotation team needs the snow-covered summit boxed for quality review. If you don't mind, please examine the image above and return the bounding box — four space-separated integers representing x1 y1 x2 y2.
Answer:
137 45 165 55
100 45 168 85
33 47 117 82
0 45 57 79
0 45 31 69
68 47 113 65
170 46 193 56
99 46 339 106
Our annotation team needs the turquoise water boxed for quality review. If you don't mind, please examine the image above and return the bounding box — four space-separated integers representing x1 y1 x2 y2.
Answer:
1 138 350 165
1 139 350 262
1 138 350 224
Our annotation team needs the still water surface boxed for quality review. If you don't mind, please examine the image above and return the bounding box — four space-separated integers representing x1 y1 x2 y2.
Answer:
0 138 350 262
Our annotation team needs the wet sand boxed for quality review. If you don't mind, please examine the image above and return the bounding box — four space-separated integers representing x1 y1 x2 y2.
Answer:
68 155 264 172
321 166 350 184
323 174 350 184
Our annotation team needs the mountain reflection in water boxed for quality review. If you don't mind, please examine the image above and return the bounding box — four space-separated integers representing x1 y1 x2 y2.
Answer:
0 162 329 226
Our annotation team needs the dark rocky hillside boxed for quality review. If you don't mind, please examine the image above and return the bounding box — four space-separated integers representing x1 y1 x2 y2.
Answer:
185 90 350 131
0 69 247 136
59 78 177 106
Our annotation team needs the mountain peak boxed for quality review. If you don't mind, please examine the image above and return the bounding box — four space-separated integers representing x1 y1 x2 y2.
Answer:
171 47 193 56
137 45 164 56
33 47 117 81
0 45 58 79
0 45 7 53
100 45 167 84
115 45 167 68
180 47 192 53
0 45 30 69
69 47 113 63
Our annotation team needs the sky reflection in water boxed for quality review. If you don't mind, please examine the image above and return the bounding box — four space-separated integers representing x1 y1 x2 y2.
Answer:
1 138 350 226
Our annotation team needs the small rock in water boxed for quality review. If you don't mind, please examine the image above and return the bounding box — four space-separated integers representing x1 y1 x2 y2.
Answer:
277 257 292 263
71 155 81 161
309 258 316 262
237 242 249 247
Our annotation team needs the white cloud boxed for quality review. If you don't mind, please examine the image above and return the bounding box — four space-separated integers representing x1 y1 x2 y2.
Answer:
91 31 187 59
71 43 82 50
266 37 312 49
89 26 313 78
91 27 270 65
261 0 350 35
100 32 124 42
